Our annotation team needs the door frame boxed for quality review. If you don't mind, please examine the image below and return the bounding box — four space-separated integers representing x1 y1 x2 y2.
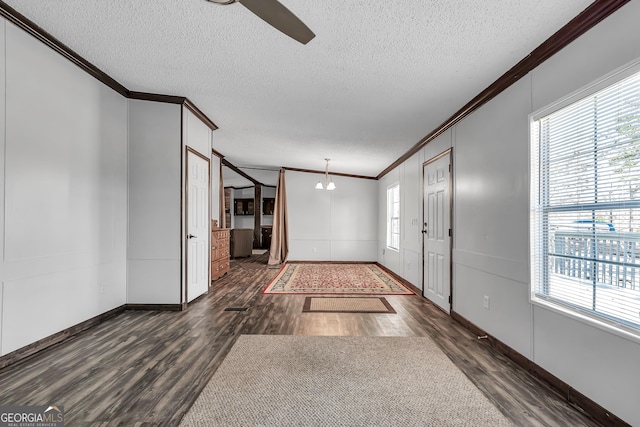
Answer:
422 148 453 312
184 146 211 305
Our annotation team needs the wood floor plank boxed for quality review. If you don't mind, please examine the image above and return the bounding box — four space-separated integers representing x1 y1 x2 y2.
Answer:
0 253 604 426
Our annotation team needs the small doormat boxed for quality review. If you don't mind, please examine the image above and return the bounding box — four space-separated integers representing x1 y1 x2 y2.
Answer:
302 297 396 313
263 263 414 295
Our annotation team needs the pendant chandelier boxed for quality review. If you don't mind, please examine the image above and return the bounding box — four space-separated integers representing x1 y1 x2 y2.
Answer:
315 158 336 190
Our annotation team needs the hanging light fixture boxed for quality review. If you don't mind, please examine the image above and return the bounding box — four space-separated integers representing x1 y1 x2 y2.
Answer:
315 158 336 191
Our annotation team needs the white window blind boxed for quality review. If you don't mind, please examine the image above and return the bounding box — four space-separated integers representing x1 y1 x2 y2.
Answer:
531 66 640 333
387 184 400 250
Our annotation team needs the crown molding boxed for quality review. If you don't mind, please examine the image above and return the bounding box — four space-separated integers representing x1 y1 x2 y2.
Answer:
184 98 219 131
0 1 129 97
128 91 186 104
283 166 376 181
377 0 631 179
0 1 219 132
0 0 628 181
222 158 264 186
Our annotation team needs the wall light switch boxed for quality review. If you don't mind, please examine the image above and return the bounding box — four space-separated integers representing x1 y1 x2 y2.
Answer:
483 295 490 310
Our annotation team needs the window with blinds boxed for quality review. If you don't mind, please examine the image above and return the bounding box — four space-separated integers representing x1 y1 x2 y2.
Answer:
387 184 400 250
531 65 640 334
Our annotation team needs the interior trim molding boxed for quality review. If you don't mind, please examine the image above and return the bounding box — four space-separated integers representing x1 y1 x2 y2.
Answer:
211 148 225 159
125 304 185 312
128 91 186 104
450 311 630 427
222 158 264 186
377 0 631 179
129 93 219 131
224 185 255 190
184 99 219 131
0 305 126 370
0 1 129 97
0 1 220 132
0 301 188 370
283 166 377 181
374 262 421 294
1 0 628 181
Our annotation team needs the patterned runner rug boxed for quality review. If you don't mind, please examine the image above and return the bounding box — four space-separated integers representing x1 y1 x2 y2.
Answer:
262 263 414 295
302 297 396 313
180 335 513 427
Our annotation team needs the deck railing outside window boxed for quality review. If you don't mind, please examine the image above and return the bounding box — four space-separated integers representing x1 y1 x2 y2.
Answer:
549 229 640 327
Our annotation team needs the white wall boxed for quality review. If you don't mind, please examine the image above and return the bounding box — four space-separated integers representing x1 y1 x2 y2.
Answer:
380 2 640 424
288 170 377 261
0 18 5 356
378 168 401 273
127 100 182 304
128 104 217 306
453 76 532 356
0 20 128 355
0 10 220 357
377 140 451 289
526 4 640 422
184 109 211 157
211 156 221 225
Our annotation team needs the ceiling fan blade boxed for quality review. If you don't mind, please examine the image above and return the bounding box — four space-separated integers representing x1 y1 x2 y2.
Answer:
237 0 315 45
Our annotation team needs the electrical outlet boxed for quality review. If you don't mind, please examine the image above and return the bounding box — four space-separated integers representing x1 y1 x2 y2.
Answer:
312 247 317 253
483 295 490 310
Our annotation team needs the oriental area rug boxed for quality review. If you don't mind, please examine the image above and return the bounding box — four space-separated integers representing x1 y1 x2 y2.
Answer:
262 263 414 295
179 335 514 427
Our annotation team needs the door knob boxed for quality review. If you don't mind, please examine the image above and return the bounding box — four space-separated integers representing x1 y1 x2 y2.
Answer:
188 234 197 239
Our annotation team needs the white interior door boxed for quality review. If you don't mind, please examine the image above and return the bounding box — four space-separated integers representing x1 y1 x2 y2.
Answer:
423 151 451 313
186 149 210 303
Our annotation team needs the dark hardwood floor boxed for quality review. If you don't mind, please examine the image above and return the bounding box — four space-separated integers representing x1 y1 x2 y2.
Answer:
0 253 602 426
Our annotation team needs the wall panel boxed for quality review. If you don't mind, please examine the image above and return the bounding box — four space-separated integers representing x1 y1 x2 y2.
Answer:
127 100 181 304
378 2 640 423
0 19 6 354
1 21 128 355
287 171 377 261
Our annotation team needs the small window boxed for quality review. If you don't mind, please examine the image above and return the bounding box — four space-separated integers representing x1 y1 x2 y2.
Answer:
387 184 400 250
531 63 640 334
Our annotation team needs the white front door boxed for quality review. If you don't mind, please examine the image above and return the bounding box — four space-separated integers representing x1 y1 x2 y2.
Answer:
423 151 451 313
186 149 210 303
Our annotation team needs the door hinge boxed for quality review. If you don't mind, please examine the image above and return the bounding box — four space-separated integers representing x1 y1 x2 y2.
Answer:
448 228 452 237
448 295 452 304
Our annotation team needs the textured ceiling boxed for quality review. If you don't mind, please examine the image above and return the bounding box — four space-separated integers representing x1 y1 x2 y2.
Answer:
5 0 593 180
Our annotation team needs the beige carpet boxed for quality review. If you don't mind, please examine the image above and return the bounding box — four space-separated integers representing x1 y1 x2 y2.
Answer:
180 335 513 427
302 297 396 313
